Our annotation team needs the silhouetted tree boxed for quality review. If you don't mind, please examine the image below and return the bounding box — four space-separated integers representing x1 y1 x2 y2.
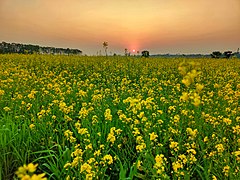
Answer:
124 48 128 56
211 51 222 58
103 41 108 56
142 50 150 57
137 51 140 56
66 48 70 55
223 51 233 59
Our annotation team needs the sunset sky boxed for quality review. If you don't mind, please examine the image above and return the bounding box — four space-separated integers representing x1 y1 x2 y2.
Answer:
0 0 239 55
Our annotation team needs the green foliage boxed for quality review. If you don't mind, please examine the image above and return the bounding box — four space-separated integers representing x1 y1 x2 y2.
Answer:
0 54 240 179
0 114 32 179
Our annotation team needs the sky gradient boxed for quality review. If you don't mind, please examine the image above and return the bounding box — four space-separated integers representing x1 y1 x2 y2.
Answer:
0 0 240 55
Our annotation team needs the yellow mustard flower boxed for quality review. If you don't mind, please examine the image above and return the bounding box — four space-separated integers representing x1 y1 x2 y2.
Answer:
29 124 35 129
149 132 158 141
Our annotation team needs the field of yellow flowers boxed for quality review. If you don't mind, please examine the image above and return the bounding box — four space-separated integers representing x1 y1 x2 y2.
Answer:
0 54 239 180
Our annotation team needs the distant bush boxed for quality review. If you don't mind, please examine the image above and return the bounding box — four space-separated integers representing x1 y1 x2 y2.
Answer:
211 51 222 58
141 50 150 57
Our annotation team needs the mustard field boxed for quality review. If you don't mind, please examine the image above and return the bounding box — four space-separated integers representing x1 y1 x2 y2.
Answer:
0 54 239 180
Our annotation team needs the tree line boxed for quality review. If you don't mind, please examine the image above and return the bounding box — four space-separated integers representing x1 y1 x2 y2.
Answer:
211 49 240 59
0 42 82 55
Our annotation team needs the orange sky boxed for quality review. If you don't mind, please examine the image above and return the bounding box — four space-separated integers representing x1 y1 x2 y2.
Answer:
0 0 239 55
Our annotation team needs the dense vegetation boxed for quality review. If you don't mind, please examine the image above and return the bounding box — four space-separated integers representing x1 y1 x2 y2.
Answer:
0 42 82 55
0 54 239 179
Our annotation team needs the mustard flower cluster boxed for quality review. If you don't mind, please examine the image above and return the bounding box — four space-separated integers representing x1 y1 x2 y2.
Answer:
0 55 239 179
